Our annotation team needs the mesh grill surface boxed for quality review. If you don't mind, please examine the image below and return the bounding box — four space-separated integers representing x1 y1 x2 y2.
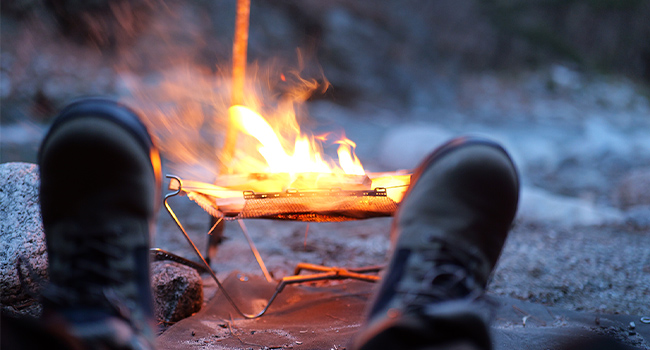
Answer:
239 195 398 222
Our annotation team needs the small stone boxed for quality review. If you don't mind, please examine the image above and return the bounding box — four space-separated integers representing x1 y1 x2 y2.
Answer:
629 321 636 330
151 260 203 323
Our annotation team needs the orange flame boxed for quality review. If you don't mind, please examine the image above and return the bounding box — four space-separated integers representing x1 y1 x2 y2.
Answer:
121 60 413 200
120 48 373 190
228 104 365 176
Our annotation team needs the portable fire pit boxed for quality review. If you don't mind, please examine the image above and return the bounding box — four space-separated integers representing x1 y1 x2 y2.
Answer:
163 172 410 318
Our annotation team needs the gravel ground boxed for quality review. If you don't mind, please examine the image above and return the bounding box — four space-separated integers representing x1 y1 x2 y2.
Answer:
491 222 649 315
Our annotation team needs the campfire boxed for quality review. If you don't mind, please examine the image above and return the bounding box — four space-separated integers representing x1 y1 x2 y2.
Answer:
134 0 412 318
157 0 412 221
167 101 412 221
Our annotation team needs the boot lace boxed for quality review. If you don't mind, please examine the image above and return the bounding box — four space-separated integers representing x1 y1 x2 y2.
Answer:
42 223 135 320
397 237 487 313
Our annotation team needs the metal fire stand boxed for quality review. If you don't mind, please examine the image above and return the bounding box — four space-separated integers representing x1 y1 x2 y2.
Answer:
161 175 394 319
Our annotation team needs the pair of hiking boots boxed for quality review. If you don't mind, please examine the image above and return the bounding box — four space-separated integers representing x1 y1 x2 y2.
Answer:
34 98 519 349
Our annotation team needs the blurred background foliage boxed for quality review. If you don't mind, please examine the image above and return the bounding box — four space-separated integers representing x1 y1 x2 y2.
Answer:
1 0 648 120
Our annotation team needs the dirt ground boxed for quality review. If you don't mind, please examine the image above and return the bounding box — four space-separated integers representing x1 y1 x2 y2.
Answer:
155 169 650 317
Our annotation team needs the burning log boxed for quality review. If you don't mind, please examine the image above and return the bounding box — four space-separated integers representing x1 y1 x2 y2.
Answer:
170 173 373 216
168 179 245 215
169 170 411 219
367 171 411 203
171 173 371 195
213 172 372 192
169 179 240 198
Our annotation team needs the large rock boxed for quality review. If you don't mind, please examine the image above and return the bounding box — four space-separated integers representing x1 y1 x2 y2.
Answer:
0 162 47 318
0 162 205 322
151 260 203 324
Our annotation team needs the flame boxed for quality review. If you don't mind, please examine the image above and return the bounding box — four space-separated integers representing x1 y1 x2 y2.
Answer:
120 61 414 199
336 139 365 175
229 104 365 176
119 50 371 189
108 0 414 204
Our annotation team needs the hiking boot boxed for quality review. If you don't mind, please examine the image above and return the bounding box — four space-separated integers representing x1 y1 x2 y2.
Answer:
38 98 162 349
353 136 519 350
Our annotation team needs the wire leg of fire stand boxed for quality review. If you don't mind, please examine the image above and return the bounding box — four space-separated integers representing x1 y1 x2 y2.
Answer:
236 220 273 282
163 175 281 319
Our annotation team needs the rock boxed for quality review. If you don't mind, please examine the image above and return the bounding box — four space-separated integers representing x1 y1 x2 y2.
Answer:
0 162 206 322
613 167 650 209
0 162 47 318
151 260 203 324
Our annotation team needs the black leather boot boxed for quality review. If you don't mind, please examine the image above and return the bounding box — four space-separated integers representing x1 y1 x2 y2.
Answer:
39 98 161 349
353 136 519 350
